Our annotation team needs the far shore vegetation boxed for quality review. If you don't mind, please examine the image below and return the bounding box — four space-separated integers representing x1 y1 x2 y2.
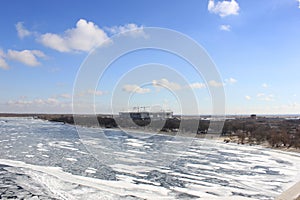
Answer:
1 113 300 151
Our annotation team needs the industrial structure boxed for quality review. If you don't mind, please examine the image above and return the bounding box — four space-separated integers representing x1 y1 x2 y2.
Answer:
119 106 173 120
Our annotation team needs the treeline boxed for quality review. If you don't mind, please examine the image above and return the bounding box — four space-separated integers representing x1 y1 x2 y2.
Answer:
37 114 117 128
35 114 300 149
222 118 300 149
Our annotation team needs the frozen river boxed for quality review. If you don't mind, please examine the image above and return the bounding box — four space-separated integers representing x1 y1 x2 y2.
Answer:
0 117 300 199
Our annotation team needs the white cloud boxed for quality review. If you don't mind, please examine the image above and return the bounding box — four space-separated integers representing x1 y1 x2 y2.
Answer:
245 95 251 100
0 50 9 70
257 93 274 101
7 49 46 66
257 93 264 97
152 78 182 91
263 96 274 102
122 84 150 94
7 100 29 106
46 98 59 105
38 19 109 52
5 97 73 113
39 34 69 52
262 83 268 88
87 89 104 96
0 57 9 70
0 49 6 57
106 23 145 37
34 20 145 53
59 93 71 99
220 24 231 31
76 89 105 97
208 0 240 17
225 77 237 84
16 22 31 39
189 82 206 89
208 80 224 87
7 98 60 106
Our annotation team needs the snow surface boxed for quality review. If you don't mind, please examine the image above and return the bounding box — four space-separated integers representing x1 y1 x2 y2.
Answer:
0 117 300 199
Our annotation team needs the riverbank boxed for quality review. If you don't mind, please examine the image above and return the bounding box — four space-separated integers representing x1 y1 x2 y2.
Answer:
1 115 300 199
1 113 300 153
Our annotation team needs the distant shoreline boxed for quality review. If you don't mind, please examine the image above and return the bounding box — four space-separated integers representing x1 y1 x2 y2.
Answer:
1 113 300 154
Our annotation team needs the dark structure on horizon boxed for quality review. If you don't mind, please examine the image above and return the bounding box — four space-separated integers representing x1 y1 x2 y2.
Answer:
119 106 173 120
119 111 173 120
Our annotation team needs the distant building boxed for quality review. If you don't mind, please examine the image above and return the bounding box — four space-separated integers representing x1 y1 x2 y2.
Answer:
250 114 257 119
119 111 173 120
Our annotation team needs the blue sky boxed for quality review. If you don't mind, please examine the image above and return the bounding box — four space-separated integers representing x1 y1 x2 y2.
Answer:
0 0 300 114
